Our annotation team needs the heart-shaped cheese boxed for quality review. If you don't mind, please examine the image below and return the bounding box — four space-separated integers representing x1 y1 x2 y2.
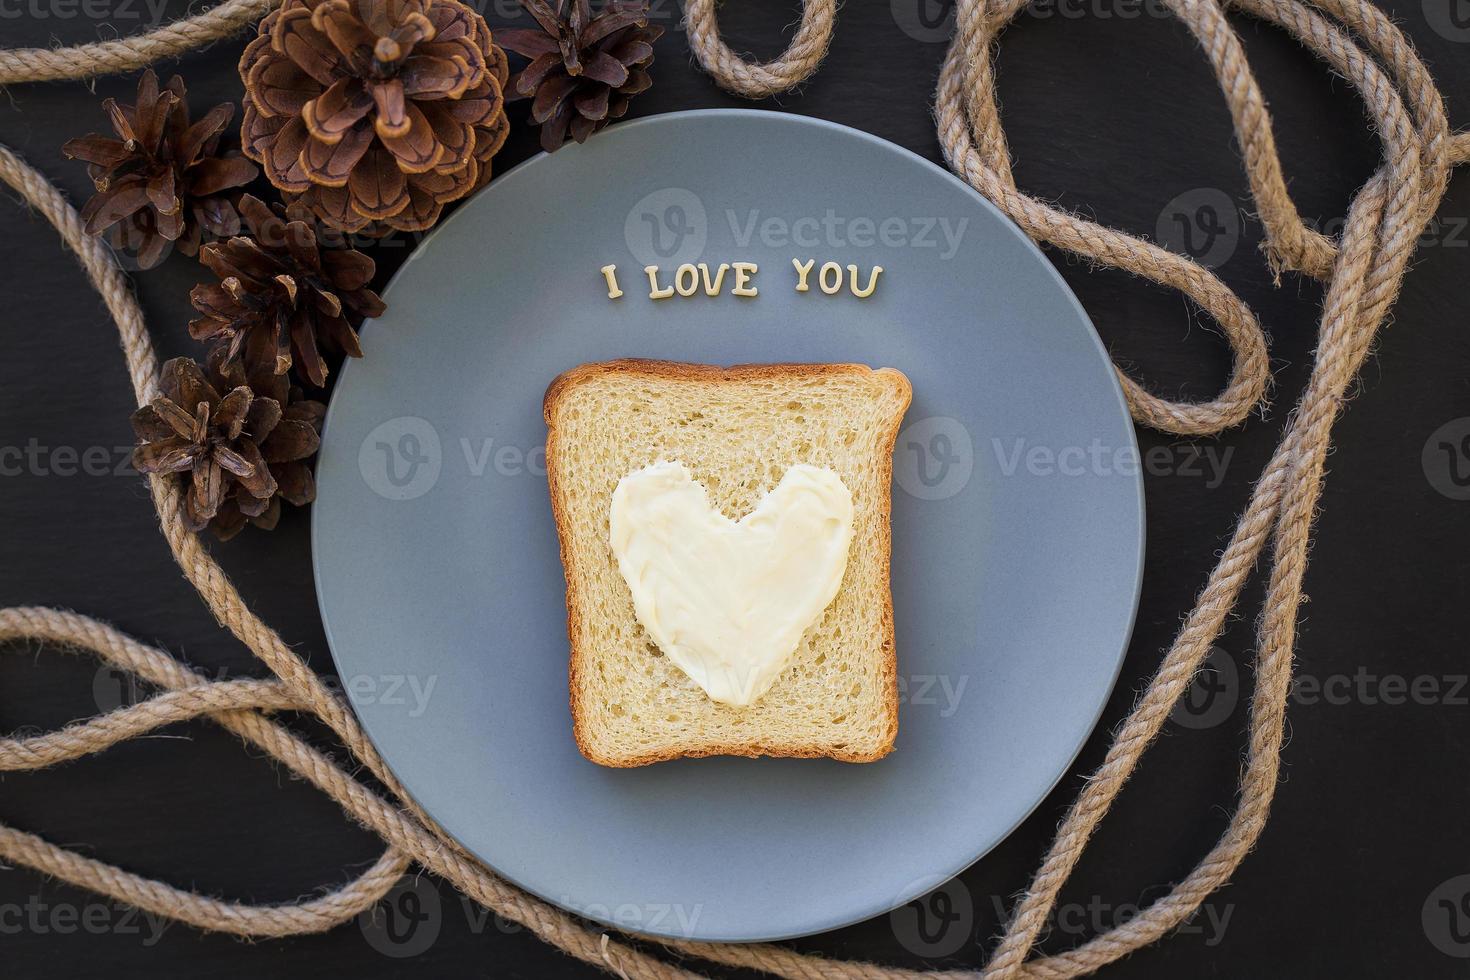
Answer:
609 460 854 706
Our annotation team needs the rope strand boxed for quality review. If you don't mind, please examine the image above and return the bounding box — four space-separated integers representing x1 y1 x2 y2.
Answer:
684 0 838 98
0 0 1465 976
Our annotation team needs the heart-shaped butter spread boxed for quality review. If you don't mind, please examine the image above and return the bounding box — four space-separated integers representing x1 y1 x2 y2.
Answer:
609 460 854 706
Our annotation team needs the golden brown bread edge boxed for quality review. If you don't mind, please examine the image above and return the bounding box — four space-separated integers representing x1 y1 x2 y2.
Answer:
542 358 913 767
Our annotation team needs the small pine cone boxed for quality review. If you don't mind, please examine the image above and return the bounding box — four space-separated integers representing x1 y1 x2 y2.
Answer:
188 194 387 388
205 352 326 539
239 0 511 235
63 70 258 269
131 356 325 539
499 0 661 152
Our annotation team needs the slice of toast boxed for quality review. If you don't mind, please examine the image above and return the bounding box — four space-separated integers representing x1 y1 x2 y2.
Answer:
543 359 912 767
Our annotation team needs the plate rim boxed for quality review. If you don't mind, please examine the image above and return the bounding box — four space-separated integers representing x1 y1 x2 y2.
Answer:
312 107 1146 943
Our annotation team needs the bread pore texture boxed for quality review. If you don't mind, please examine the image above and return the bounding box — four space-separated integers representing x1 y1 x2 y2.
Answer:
543 359 912 767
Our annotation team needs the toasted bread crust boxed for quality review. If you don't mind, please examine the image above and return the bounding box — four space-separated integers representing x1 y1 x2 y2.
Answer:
543 359 912 767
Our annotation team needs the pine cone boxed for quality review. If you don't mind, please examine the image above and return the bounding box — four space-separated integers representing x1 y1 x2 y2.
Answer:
63 70 259 269
131 356 322 537
189 194 387 388
499 0 661 152
240 0 511 235
206 352 326 539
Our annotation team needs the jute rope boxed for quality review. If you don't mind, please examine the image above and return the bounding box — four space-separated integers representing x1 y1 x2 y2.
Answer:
0 0 274 84
0 1 1465 977
684 0 839 98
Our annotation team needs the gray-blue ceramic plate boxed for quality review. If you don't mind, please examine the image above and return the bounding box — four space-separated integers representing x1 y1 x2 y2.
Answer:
313 109 1143 943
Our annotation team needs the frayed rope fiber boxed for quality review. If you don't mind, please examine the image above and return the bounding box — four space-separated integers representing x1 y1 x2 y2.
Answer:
2 1 1468 976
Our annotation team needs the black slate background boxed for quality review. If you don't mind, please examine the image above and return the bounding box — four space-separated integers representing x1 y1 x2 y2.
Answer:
2 1 1469 977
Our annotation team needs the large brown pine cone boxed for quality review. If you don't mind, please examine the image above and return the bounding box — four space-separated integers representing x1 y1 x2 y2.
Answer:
239 0 511 235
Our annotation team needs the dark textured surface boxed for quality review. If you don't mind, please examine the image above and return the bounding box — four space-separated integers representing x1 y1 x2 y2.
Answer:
1 2 1468 977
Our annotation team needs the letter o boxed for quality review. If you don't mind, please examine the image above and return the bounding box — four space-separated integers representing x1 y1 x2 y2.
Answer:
818 261 843 295
674 263 699 296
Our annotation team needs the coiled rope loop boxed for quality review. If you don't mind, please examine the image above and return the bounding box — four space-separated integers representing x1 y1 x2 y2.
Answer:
0 1 1466 977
